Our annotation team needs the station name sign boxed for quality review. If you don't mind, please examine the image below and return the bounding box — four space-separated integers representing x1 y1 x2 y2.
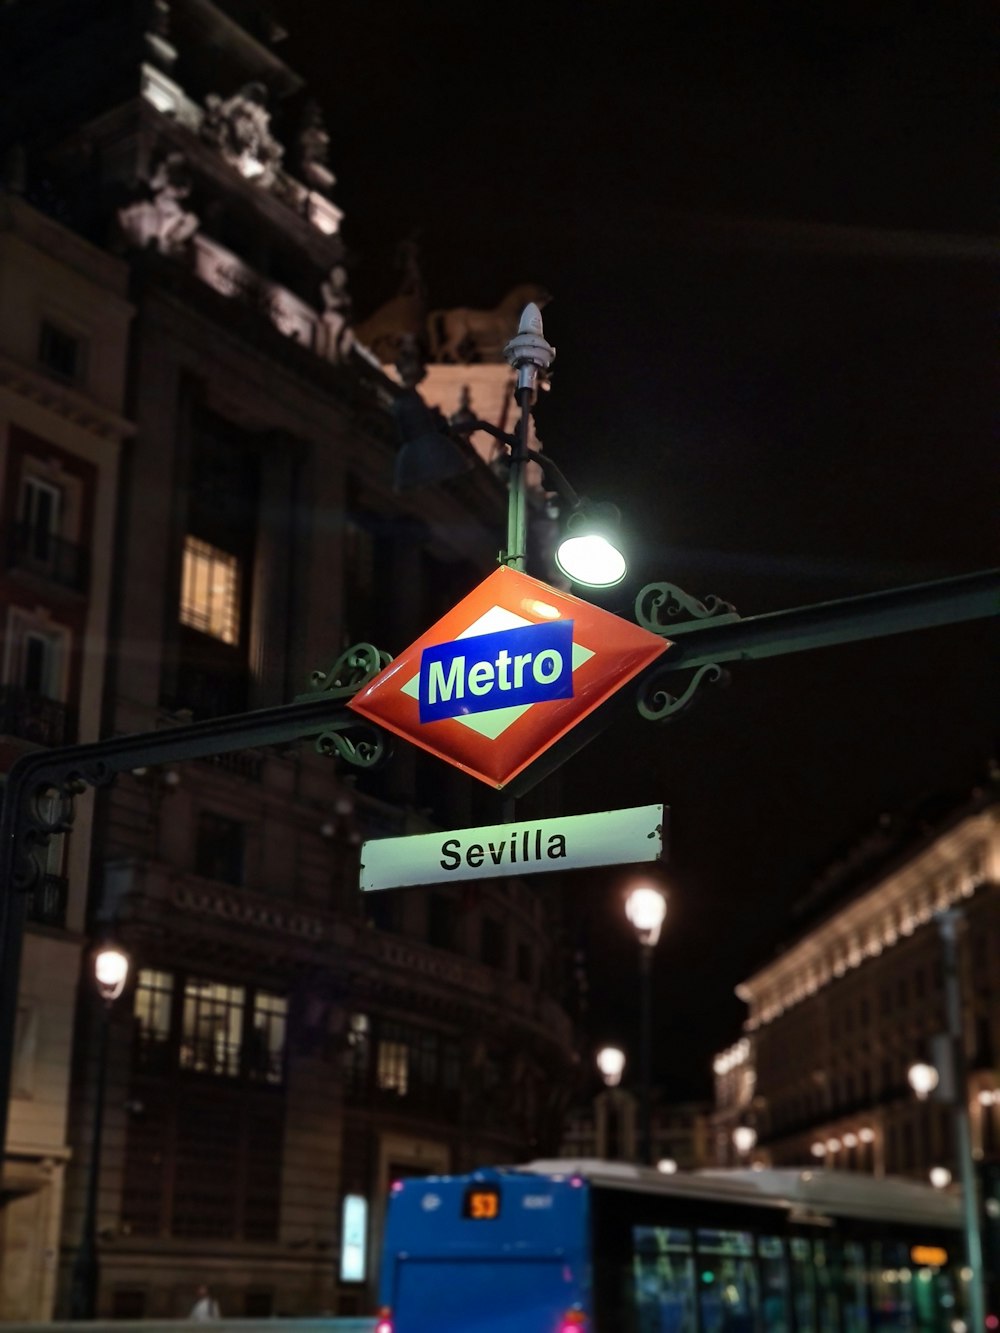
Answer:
360 803 666 892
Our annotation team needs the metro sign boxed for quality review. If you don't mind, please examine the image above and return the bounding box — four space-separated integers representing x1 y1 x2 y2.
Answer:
348 567 668 788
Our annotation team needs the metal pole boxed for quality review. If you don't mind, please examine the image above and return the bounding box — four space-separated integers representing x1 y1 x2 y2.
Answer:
506 385 531 572
502 303 555 572
69 999 110 1319
639 943 653 1165
939 909 987 1333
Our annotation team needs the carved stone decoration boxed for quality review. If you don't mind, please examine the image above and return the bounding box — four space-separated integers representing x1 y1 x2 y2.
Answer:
117 151 199 255
318 263 353 361
353 235 429 364
201 81 284 187
298 99 336 194
427 283 551 363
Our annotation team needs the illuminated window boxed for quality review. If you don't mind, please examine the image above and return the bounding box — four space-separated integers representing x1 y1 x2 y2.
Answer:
135 969 174 1044
249 991 287 1084
376 1039 409 1095
180 979 245 1077
180 536 240 644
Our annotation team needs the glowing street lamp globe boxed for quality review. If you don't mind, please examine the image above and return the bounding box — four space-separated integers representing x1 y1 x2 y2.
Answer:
732 1126 757 1155
596 1046 626 1088
908 1062 940 1101
624 884 668 947
93 945 130 1003
929 1166 952 1189
555 504 627 589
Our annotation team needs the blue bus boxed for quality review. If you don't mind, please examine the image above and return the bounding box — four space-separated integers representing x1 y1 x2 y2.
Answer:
377 1158 973 1332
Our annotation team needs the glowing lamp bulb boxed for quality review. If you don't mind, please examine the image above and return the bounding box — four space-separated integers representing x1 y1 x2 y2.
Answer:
732 1127 757 1154
596 1046 626 1087
555 533 627 588
94 945 130 1002
624 884 668 946
908 1063 940 1100
929 1166 952 1189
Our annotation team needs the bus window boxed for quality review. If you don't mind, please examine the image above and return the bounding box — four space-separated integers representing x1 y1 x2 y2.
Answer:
758 1236 791 1333
870 1241 914 1331
913 1265 961 1333
633 1226 696 1333
814 1239 840 1333
696 1229 758 1333
791 1237 817 1332
841 1241 868 1333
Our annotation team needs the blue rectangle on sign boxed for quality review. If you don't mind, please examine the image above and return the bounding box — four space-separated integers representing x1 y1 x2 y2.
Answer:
419 620 574 724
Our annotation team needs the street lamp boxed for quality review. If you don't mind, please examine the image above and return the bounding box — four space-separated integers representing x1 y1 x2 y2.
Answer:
596 1046 626 1088
732 1125 757 1160
930 1166 953 1190
903 911 987 1333
69 943 131 1319
908 1062 940 1101
624 880 667 1166
392 303 627 586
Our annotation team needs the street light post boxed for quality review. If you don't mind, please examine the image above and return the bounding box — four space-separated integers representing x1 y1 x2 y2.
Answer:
69 944 130 1321
939 910 987 1333
624 883 668 1166
502 303 556 573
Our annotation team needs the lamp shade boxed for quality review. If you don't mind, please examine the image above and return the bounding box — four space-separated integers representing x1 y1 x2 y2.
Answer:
555 504 627 588
907 1062 940 1100
391 389 473 492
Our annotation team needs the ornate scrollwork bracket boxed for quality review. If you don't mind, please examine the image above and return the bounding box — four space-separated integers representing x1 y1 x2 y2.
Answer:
635 582 740 637
314 718 389 770
13 760 119 892
297 642 392 702
637 663 729 723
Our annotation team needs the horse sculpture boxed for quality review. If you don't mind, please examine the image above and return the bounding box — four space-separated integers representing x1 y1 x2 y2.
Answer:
427 284 551 363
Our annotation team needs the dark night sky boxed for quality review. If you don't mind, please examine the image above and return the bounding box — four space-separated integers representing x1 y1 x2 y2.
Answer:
279 2 998 1097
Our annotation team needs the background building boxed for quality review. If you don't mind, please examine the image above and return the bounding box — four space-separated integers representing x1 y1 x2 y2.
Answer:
1 0 576 1318
713 777 999 1186
561 1091 713 1170
0 189 132 1320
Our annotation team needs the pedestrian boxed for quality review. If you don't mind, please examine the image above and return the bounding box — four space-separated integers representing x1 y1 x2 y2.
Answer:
188 1284 220 1320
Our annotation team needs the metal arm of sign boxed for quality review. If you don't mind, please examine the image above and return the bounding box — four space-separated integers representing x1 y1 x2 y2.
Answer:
633 566 999 721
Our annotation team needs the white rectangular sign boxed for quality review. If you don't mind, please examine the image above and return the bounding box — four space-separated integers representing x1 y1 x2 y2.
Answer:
360 804 666 892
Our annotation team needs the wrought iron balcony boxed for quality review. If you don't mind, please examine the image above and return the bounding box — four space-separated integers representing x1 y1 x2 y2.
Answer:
6 522 89 593
27 873 68 929
0 684 72 746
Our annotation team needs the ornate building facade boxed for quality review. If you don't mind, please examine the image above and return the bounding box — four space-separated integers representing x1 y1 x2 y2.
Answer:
1 0 576 1318
712 780 1000 1187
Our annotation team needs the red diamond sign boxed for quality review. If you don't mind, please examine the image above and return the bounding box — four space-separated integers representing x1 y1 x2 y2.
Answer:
348 567 668 789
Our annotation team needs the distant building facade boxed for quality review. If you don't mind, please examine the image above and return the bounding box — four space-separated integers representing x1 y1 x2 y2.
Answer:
1 0 576 1319
713 781 1000 1184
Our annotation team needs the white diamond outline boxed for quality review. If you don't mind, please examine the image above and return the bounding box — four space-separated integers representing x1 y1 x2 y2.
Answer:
401 605 594 741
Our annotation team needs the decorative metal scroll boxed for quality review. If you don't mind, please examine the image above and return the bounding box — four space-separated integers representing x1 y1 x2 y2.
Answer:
635 582 740 637
637 663 728 723
314 717 389 769
299 642 392 700
13 760 118 891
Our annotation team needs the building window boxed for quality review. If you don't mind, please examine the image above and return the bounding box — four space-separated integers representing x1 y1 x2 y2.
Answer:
180 979 245 1077
18 475 62 561
38 320 83 383
345 1013 371 1095
135 969 173 1048
195 811 245 885
180 536 240 644
249 991 287 1084
3 609 68 700
376 1038 409 1096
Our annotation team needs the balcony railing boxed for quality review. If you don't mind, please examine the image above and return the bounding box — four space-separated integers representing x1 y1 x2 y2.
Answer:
6 521 89 593
27 873 68 928
0 684 72 746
